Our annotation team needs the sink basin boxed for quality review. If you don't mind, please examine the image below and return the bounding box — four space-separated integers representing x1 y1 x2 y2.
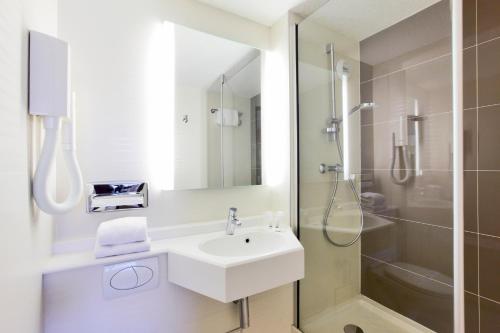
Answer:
167 224 304 303
199 231 288 257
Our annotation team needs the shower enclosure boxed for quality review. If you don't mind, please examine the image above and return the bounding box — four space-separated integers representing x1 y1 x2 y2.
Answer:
296 0 463 332
206 53 262 189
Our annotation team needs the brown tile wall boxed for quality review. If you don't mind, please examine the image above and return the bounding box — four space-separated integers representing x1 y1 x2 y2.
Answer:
463 0 500 332
359 2 455 332
360 1 500 332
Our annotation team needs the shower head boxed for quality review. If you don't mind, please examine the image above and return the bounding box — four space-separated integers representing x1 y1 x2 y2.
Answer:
349 102 375 116
327 102 375 126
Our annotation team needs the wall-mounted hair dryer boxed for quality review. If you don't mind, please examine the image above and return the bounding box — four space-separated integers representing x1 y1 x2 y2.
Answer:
29 31 83 214
390 102 424 185
390 115 412 185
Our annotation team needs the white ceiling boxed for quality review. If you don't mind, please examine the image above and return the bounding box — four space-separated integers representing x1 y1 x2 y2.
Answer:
198 0 441 39
308 0 441 41
197 0 305 26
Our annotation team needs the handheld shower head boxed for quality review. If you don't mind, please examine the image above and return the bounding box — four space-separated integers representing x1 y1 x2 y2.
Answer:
349 102 375 116
334 102 375 124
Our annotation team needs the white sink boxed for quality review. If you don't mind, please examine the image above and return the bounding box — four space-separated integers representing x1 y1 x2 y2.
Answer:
167 224 304 303
199 231 288 257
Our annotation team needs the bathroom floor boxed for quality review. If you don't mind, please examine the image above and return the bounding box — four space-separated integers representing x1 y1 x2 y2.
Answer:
300 295 434 333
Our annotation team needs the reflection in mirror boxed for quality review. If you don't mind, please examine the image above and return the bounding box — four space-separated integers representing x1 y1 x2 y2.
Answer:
221 53 262 188
172 23 261 190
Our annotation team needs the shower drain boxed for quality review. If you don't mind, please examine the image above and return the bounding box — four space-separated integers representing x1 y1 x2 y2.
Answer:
344 324 364 333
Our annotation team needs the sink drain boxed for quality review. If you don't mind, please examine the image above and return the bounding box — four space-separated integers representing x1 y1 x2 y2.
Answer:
344 324 364 333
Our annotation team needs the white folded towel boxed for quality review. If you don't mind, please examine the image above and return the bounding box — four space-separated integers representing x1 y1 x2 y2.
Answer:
97 216 148 246
362 204 387 213
95 238 151 259
361 192 386 207
216 108 239 127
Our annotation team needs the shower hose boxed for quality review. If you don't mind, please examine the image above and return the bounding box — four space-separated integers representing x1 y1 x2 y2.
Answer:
322 130 364 247
390 133 411 185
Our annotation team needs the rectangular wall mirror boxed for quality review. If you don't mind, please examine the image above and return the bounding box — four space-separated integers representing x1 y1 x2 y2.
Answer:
172 23 262 190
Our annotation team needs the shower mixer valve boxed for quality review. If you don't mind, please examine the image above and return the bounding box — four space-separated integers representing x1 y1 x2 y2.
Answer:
319 163 343 174
324 118 341 136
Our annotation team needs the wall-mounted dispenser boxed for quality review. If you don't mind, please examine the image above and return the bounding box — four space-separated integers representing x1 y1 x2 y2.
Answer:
29 31 83 214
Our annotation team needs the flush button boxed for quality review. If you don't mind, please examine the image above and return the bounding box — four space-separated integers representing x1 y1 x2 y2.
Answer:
134 266 154 287
110 267 138 290
103 257 159 299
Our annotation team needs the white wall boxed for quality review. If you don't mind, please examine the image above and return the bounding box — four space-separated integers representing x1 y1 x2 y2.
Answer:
54 0 276 242
0 0 56 332
45 1 295 332
160 0 270 50
44 255 294 333
174 84 208 190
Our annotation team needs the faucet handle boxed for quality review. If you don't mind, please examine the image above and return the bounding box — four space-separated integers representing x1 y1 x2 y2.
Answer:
229 207 237 218
229 207 241 226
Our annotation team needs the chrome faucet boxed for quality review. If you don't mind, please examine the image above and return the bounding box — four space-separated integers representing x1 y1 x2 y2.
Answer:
226 207 241 235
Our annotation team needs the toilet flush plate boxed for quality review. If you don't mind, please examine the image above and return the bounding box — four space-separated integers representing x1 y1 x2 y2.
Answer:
102 256 159 299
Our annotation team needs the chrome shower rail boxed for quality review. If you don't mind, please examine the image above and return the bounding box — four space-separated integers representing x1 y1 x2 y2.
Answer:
325 43 337 120
321 43 364 248
220 74 225 187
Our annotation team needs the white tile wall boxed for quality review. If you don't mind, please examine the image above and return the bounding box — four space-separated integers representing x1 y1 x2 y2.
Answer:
53 0 283 242
43 1 294 332
0 0 56 332
43 254 294 333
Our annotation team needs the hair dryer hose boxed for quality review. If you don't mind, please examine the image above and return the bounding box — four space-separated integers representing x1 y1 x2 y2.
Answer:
33 117 83 214
390 133 411 185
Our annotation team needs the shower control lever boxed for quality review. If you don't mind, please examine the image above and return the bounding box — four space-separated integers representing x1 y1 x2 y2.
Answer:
319 163 343 174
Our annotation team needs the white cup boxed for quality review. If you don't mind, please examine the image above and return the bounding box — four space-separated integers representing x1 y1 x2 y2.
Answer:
264 211 274 228
274 211 284 230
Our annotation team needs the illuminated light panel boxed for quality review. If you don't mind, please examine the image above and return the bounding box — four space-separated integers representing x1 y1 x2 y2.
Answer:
147 21 176 190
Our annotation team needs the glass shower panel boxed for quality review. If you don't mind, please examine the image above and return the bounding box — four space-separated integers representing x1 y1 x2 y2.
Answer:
221 79 237 187
217 53 262 188
223 72 262 187
207 77 223 188
297 1 454 332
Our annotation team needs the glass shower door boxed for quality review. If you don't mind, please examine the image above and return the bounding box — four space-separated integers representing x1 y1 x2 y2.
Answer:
297 1 460 332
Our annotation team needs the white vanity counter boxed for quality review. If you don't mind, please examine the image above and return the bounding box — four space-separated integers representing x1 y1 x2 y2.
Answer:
44 215 304 303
